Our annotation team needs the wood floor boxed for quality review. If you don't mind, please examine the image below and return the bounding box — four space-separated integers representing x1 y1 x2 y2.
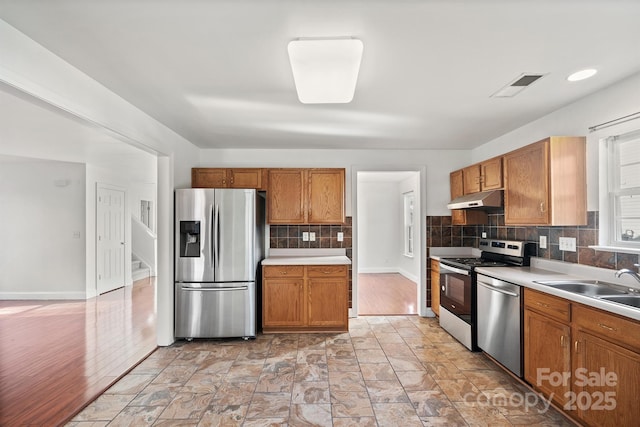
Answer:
358 273 418 315
0 278 157 426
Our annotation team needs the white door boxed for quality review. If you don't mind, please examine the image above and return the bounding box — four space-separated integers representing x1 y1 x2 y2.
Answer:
97 185 126 294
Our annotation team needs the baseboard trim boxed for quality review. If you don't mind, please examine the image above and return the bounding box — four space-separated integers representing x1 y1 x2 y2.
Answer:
0 291 87 300
358 267 398 274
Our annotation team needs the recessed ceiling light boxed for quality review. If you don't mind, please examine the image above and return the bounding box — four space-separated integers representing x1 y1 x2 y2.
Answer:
567 69 597 82
288 37 363 104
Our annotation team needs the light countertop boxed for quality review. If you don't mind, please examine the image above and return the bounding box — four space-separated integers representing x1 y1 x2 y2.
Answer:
476 259 640 322
262 248 351 266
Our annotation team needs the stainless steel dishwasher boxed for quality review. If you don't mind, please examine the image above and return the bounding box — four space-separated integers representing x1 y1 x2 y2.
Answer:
476 273 522 377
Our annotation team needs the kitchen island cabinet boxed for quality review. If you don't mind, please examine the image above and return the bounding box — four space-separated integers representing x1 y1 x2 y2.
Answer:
267 168 345 224
262 264 348 332
503 136 586 225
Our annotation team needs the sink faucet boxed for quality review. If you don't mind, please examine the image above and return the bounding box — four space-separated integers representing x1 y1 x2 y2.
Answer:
615 264 640 284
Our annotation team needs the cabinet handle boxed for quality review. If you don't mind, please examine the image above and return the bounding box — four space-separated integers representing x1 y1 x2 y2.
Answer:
539 202 546 213
560 335 565 347
536 301 550 308
280 271 288 275
598 323 617 332
574 340 580 353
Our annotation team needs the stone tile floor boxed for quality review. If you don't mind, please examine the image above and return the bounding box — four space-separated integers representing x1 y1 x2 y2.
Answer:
68 316 575 426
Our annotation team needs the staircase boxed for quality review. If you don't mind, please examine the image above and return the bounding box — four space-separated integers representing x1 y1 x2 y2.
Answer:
132 255 151 282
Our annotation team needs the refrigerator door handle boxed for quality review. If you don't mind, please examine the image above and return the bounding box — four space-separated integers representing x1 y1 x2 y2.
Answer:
209 204 214 270
214 203 220 271
181 286 248 292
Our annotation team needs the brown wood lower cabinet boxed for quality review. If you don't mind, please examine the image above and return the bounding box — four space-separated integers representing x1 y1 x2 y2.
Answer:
430 259 440 316
523 288 640 427
262 264 348 332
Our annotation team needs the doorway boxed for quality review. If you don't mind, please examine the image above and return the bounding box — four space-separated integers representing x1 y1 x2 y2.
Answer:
353 169 426 317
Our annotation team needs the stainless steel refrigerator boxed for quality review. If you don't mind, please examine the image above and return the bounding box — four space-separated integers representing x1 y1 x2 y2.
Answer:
174 188 264 339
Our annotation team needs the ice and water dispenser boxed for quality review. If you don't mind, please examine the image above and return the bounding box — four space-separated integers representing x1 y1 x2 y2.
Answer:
179 221 201 257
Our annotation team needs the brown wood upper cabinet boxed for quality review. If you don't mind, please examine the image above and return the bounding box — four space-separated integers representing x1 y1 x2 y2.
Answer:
267 168 345 224
192 168 265 189
462 157 503 195
450 169 488 225
503 136 586 225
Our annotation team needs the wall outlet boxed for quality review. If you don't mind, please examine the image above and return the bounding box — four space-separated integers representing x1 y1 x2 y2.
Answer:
559 237 576 252
539 235 547 249
302 232 309 241
481 231 487 238
337 232 344 242
309 232 316 241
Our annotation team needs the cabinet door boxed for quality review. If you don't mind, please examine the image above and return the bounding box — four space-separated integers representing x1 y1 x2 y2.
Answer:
481 157 503 190
430 259 440 316
263 278 305 327
462 165 481 194
308 169 345 224
524 309 571 407
307 277 348 328
267 169 306 224
573 331 640 427
192 168 227 188
449 170 466 225
450 170 487 225
228 169 262 189
504 139 550 225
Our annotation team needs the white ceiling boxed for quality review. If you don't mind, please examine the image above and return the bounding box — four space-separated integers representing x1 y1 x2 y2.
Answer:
1 0 640 151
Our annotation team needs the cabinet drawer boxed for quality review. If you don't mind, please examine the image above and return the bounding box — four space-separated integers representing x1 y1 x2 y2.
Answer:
307 265 347 277
573 304 640 351
524 289 571 323
263 265 304 278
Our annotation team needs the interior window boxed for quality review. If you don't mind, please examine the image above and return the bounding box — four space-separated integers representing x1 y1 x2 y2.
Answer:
403 191 414 257
605 130 640 247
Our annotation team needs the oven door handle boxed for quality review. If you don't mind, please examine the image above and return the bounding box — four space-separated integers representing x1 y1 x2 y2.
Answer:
439 263 470 276
477 281 519 297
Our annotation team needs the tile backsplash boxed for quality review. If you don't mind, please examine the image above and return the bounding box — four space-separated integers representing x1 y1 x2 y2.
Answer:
426 210 639 309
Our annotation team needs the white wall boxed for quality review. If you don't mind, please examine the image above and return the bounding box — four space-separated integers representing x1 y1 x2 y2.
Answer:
472 71 640 212
357 181 402 272
0 159 86 299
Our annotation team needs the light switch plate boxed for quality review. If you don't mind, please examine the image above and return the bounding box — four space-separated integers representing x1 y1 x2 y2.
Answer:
302 232 309 241
481 232 487 238
337 232 344 242
559 237 576 252
539 235 547 249
309 232 316 241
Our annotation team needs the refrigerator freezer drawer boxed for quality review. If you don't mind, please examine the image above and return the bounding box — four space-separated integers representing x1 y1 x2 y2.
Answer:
175 284 256 339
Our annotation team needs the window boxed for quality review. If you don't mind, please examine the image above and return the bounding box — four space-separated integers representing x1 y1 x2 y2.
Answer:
403 191 414 257
602 129 640 249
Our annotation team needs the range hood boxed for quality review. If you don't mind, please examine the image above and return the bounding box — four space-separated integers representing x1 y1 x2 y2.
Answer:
447 190 503 210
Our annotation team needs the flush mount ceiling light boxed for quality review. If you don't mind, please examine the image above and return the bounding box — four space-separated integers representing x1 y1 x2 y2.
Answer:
567 68 598 82
287 37 364 104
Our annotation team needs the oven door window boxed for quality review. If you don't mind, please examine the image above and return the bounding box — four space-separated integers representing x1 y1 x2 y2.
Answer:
440 272 471 316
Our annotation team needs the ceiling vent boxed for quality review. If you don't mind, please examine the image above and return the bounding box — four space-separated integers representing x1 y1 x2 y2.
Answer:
491 73 547 98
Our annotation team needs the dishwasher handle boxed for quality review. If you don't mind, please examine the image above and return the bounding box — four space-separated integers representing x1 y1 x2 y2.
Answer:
477 280 519 297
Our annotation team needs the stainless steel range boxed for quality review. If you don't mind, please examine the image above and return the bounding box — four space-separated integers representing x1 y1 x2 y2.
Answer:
438 239 533 351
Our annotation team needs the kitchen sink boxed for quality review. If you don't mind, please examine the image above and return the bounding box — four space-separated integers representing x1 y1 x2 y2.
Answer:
533 280 629 296
598 295 640 309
